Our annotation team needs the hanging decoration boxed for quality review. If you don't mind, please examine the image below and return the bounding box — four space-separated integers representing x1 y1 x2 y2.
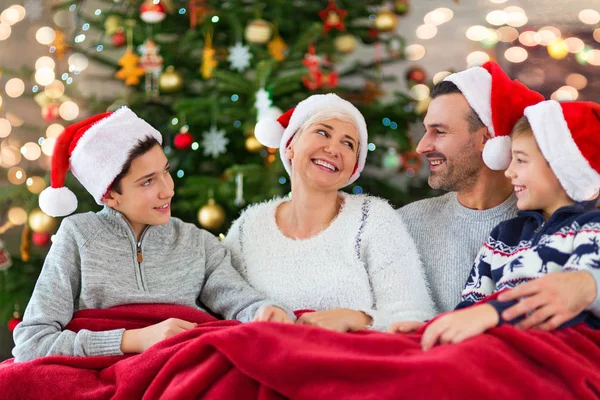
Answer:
112 29 126 47
374 10 399 33
268 32 287 62
140 0 167 24
51 29 68 60
104 15 122 35
198 197 226 230
401 150 423 172
115 50 145 86
202 125 229 158
174 125 194 150
20 225 31 262
245 135 263 153
201 32 218 79
302 45 338 91
138 38 164 98
395 0 410 16
245 19 272 44
8 305 21 333
334 34 357 54
0 238 12 271
405 66 427 85
227 41 253 72
32 232 51 247
318 0 347 34
189 0 209 29
159 66 184 93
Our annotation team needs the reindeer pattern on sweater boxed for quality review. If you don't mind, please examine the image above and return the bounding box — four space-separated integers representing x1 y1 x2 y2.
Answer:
457 200 600 326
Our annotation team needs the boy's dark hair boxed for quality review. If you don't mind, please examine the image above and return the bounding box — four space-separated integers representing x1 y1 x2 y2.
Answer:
108 136 160 194
430 80 486 133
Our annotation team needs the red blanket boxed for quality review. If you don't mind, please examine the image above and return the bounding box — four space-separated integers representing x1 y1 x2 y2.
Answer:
1 304 599 400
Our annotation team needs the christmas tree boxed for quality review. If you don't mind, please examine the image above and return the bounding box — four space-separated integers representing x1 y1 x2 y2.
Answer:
0 0 437 324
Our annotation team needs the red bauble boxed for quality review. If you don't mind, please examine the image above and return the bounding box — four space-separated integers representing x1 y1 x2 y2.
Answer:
406 66 427 85
32 232 51 247
174 132 194 150
112 30 126 47
8 317 22 333
140 1 166 24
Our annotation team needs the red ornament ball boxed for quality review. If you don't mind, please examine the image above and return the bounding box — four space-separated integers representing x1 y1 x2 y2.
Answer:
8 317 22 333
406 66 427 85
174 132 194 150
32 232 51 247
140 1 166 24
112 30 126 47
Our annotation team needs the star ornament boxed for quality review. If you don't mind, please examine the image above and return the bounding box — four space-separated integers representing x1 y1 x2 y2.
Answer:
319 0 347 34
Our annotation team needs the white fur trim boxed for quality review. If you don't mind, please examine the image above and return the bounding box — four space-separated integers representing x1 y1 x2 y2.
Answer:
525 100 600 201
255 118 285 148
444 67 495 136
482 136 512 170
279 94 368 187
70 107 163 205
38 186 78 217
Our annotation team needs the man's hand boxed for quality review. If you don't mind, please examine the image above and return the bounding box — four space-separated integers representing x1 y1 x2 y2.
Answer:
121 318 197 354
497 271 597 331
296 308 372 332
420 304 499 351
253 306 294 324
388 321 425 334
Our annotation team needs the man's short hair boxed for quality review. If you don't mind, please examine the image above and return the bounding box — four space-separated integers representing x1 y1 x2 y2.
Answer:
430 80 486 133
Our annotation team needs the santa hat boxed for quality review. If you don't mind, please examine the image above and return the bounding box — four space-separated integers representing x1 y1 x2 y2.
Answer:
524 100 600 201
444 61 544 170
38 107 162 217
254 93 368 186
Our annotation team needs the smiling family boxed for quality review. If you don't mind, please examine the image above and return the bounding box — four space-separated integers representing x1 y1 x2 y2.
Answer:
11 61 600 362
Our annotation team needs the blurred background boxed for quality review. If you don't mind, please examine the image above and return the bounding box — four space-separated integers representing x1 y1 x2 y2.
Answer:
1 0 599 360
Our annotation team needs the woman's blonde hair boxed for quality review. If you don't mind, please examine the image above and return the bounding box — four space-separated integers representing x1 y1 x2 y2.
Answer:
288 109 358 149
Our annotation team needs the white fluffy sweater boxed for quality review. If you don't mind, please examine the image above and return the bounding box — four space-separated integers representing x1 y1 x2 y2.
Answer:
223 192 436 331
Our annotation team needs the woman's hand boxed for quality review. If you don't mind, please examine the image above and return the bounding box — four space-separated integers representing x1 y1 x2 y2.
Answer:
253 306 294 324
296 308 372 332
121 318 197 354
420 304 499 351
388 321 425 334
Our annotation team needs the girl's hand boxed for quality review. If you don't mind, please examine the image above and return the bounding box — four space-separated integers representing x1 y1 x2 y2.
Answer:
296 308 372 332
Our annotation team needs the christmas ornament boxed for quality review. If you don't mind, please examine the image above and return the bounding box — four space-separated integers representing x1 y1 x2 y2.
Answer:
198 198 226 230
8 311 22 333
245 135 263 153
159 66 184 93
374 10 399 33
268 34 287 61
406 66 427 85
334 34 357 54
115 50 145 86
228 41 253 72
387 37 403 58
202 126 229 158
20 225 31 262
302 45 338 91
395 0 410 16
112 30 126 47
234 173 245 207
51 29 68 60
401 151 422 172
104 15 122 35
139 38 164 97
189 0 210 28
28 208 57 233
319 0 347 34
42 103 61 121
0 239 12 271
254 87 273 120
32 231 51 247
201 33 218 79
140 0 166 24
245 19 272 44
174 127 194 150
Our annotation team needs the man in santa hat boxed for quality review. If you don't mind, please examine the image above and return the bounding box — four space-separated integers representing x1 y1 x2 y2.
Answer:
396 62 598 333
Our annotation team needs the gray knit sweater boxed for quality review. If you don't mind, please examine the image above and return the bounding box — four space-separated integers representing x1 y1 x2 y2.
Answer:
399 192 518 313
13 206 284 362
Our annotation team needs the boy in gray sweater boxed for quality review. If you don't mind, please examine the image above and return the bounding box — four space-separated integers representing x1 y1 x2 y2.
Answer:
13 107 292 362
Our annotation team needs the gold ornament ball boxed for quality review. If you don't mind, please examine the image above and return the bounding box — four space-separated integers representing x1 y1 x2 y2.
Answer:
375 10 399 33
28 208 57 233
245 19 272 44
159 66 184 93
245 136 263 153
334 34 357 54
104 15 121 35
198 199 226 230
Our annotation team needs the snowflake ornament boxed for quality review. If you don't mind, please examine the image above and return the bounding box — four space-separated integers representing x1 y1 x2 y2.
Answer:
228 42 253 72
254 88 273 120
202 126 229 158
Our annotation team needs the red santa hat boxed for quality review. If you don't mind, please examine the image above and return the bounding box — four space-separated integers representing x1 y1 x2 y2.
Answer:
524 100 600 201
254 93 368 186
444 61 544 170
38 107 162 217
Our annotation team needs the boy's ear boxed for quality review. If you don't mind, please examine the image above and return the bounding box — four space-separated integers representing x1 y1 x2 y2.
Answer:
101 191 119 208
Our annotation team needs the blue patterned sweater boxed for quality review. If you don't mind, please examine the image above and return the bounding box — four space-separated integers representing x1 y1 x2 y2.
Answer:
456 200 600 328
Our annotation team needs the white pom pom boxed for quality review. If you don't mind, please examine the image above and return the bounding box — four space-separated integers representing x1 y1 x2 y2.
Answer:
254 118 285 148
482 136 512 170
38 187 78 217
